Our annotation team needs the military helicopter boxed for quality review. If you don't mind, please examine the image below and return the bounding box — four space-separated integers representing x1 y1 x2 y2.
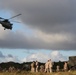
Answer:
0 14 21 30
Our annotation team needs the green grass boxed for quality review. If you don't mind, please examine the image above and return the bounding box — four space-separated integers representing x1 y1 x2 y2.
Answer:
0 71 76 75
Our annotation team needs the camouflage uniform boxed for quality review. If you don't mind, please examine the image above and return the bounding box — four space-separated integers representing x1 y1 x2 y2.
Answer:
45 60 49 73
64 62 68 71
56 65 60 72
48 59 53 73
36 61 39 72
31 61 35 72
40 65 45 72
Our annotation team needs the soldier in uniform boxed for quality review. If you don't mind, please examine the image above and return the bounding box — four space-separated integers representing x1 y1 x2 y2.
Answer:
40 65 45 72
36 61 39 72
56 65 60 72
45 60 49 73
48 59 53 73
31 61 35 72
64 62 68 71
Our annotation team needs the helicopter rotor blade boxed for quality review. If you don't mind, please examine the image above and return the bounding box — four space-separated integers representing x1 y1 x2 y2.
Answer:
10 20 22 23
0 17 4 19
9 14 21 20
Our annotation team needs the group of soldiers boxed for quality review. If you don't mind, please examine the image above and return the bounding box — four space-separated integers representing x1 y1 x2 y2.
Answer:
45 59 53 73
0 66 19 72
56 62 68 72
31 59 53 73
31 61 39 72
31 59 68 73
0 60 68 73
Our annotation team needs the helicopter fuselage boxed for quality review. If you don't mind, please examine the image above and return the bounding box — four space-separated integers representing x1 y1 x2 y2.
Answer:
0 13 21 30
0 20 12 30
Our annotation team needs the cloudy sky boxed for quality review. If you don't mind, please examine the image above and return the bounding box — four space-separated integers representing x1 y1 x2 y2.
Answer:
0 0 76 63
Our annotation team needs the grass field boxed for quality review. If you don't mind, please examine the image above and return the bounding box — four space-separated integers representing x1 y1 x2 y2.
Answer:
0 71 76 75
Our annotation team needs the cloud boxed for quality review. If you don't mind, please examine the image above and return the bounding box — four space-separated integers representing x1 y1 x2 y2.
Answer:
1 19 76 50
0 24 76 50
0 0 76 50
0 51 5 58
50 51 67 61
22 51 67 62
0 51 19 63
0 50 68 63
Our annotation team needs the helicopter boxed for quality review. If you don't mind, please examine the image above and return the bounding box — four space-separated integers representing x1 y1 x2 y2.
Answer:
0 14 21 30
